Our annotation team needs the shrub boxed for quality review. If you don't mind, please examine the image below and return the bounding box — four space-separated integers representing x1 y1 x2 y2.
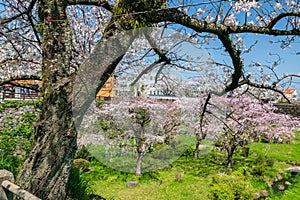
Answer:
251 155 275 176
209 168 255 200
75 145 92 161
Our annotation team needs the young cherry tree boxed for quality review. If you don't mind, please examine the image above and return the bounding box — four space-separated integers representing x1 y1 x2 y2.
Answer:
176 96 215 159
208 96 300 168
80 97 183 176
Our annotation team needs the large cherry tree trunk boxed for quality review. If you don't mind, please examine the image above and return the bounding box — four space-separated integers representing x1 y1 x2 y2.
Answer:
16 1 76 199
16 1 137 199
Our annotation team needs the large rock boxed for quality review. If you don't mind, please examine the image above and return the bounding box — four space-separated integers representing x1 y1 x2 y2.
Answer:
0 169 14 200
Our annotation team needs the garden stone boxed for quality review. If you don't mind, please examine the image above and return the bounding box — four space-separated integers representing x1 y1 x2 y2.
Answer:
126 181 138 187
287 166 300 172
254 192 260 199
287 166 300 176
276 174 283 181
260 190 268 198
278 185 285 191
0 169 14 200
285 181 292 186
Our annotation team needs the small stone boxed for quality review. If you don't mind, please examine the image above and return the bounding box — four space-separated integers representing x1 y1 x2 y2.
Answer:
126 181 138 187
278 185 285 191
254 192 260 199
277 174 283 181
287 166 300 172
260 190 268 198
285 181 292 186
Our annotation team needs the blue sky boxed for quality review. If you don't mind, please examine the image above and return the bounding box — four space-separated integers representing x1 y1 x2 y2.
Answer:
169 32 300 94
178 0 300 93
242 34 300 92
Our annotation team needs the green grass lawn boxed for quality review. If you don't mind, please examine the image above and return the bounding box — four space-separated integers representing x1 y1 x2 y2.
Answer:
250 143 300 162
85 154 215 200
81 133 300 200
89 173 211 200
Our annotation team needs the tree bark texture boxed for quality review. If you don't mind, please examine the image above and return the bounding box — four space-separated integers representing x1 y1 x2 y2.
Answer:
225 144 236 168
135 152 144 176
17 1 76 199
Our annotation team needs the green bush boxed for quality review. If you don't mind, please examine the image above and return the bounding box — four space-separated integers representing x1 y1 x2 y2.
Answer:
182 145 195 157
251 155 275 176
75 145 92 161
209 168 255 200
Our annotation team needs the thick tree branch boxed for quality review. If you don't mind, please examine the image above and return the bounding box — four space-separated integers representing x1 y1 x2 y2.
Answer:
143 9 300 36
141 9 299 92
268 11 300 30
66 0 112 11
238 79 291 103
217 33 243 92
0 75 42 91
0 75 42 85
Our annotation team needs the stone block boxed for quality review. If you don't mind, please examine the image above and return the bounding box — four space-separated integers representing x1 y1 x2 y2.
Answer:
0 170 14 200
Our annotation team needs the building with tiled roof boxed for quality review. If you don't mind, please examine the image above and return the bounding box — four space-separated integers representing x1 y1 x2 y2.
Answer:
280 88 298 102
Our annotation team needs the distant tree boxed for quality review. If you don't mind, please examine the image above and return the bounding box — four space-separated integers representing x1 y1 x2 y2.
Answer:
209 96 299 168
179 94 299 166
177 95 214 159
